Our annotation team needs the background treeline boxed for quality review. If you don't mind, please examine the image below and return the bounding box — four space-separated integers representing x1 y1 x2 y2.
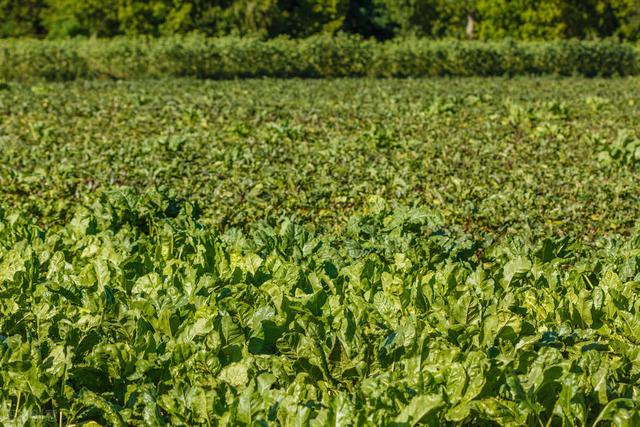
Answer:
1 0 640 41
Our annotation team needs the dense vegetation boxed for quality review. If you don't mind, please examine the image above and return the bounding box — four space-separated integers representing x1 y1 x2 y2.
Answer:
2 192 640 425
2 78 639 239
0 36 638 81
2 0 640 40
1 78 640 424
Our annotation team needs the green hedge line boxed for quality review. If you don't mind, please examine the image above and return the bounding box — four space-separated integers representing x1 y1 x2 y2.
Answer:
1 35 638 81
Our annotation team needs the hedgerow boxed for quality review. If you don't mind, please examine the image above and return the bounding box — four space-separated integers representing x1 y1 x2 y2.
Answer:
0 35 637 81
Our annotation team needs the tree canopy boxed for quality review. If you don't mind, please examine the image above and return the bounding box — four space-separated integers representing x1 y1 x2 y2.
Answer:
1 0 639 40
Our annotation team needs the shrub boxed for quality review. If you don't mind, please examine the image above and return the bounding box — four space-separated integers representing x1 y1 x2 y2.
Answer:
0 35 637 81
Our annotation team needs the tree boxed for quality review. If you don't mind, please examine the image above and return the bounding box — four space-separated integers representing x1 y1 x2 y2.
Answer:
379 0 440 36
268 0 349 37
605 0 640 39
0 0 46 37
342 0 396 39
42 0 119 37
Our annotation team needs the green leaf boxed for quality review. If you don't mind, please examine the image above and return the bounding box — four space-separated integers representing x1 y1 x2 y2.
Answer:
395 394 444 426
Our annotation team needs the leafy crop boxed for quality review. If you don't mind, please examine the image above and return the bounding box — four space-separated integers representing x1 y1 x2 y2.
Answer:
1 77 640 425
598 130 640 167
1 192 639 426
1 78 640 240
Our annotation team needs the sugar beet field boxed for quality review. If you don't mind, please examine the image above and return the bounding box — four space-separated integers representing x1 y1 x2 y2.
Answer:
1 78 640 425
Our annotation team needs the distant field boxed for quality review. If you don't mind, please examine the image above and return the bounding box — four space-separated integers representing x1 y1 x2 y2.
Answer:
1 78 639 239
1 78 640 425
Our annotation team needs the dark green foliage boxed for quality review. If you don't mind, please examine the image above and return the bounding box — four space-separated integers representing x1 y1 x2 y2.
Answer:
342 0 396 40
40 0 120 38
473 0 640 40
1 0 640 40
0 0 46 37
0 36 637 81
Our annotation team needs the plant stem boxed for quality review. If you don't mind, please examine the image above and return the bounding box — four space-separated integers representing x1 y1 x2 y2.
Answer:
14 391 21 419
